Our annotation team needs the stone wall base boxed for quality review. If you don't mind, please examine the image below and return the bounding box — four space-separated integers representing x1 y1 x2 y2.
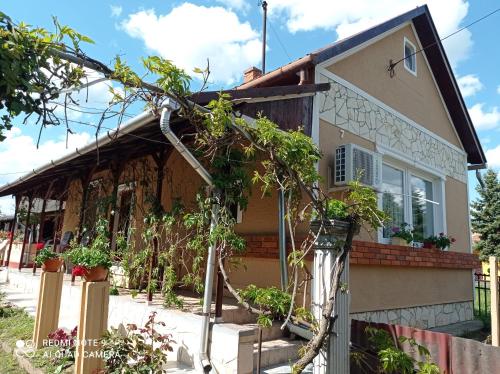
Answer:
350 301 474 329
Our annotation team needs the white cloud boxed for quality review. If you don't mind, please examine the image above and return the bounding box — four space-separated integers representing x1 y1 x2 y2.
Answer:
110 5 123 18
215 0 249 12
0 128 92 214
468 103 500 131
268 0 471 67
457 74 483 98
121 3 261 85
485 145 500 168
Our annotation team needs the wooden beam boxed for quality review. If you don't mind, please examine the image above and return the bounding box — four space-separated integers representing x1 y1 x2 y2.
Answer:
491 256 499 347
19 193 33 270
3 195 20 267
33 181 55 274
189 83 331 104
77 166 97 241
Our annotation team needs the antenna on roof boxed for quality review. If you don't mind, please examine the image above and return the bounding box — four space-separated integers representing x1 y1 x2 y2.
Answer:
258 1 268 74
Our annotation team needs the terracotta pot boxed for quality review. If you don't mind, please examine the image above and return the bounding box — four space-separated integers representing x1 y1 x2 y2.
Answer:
42 258 64 272
391 237 409 246
423 242 437 250
83 266 109 282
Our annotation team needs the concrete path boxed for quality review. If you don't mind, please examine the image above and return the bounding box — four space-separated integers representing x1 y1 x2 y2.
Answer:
0 268 198 372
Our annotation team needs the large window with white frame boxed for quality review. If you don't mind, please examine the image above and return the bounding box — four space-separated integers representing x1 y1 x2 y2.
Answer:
380 162 443 244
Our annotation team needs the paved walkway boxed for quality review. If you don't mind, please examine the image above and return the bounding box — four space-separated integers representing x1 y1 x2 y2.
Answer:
0 267 198 373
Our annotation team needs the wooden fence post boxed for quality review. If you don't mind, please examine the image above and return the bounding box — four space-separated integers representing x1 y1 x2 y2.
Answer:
490 256 499 347
33 271 64 348
75 281 109 374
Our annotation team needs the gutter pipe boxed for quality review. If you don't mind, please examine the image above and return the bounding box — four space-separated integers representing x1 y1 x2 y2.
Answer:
278 188 288 289
159 104 218 372
0 110 157 195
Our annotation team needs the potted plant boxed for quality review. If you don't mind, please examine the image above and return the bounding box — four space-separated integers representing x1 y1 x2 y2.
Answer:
65 218 113 281
423 233 455 250
390 223 413 246
65 243 112 281
310 199 352 246
35 247 63 272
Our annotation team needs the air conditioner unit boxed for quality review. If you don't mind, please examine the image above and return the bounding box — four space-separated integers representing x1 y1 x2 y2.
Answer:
330 144 382 188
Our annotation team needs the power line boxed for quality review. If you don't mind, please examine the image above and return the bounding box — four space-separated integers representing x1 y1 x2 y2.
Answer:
268 19 291 61
389 6 500 73
0 116 172 178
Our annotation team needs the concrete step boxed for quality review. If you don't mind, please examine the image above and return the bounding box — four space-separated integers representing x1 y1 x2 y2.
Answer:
246 321 287 343
253 338 303 369
259 363 313 373
221 304 257 324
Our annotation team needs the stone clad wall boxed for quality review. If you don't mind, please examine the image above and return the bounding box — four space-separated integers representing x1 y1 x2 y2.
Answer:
317 73 468 183
350 301 474 329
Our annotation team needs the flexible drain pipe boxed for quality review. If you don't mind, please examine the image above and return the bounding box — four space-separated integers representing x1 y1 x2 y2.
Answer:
160 104 218 371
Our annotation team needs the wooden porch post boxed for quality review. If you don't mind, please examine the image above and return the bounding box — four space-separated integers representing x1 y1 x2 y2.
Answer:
32 181 54 274
147 149 169 303
19 193 33 271
32 197 47 275
53 178 71 253
4 195 20 267
490 256 499 347
77 167 97 242
108 160 124 244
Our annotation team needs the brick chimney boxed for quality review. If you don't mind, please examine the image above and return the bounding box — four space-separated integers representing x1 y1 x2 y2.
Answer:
243 66 262 83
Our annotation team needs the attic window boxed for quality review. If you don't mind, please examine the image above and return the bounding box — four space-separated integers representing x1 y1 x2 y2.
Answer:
404 38 417 75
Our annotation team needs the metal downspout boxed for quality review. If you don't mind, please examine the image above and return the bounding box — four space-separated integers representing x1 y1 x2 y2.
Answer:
159 104 217 372
278 188 288 289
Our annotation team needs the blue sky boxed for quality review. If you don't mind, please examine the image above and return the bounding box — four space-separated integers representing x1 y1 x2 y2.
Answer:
1 0 499 214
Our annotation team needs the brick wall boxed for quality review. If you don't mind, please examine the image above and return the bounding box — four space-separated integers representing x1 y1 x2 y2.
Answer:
241 235 480 269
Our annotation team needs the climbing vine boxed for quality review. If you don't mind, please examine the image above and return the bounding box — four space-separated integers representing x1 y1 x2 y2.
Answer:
1 13 387 373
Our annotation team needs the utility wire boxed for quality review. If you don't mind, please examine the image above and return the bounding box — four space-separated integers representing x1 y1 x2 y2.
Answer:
389 6 500 72
268 19 291 61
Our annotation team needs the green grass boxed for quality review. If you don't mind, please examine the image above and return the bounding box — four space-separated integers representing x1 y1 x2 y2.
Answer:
0 307 34 347
0 292 74 373
0 349 27 374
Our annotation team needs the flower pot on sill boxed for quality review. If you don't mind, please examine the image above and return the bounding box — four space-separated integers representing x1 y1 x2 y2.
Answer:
423 243 438 250
42 258 64 272
83 266 109 282
391 237 409 247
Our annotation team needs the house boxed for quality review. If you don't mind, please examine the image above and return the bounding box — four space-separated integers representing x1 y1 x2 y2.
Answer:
0 4 482 338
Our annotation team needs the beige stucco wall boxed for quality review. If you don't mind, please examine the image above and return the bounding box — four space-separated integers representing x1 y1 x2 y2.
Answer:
445 177 471 253
350 265 473 312
326 25 462 149
59 150 285 242
228 257 473 313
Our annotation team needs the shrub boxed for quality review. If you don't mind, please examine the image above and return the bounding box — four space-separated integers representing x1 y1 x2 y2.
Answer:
101 312 175 373
364 327 440 374
239 285 292 327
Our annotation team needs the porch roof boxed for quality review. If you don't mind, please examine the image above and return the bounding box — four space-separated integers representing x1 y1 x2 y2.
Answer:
0 110 169 199
0 84 330 199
